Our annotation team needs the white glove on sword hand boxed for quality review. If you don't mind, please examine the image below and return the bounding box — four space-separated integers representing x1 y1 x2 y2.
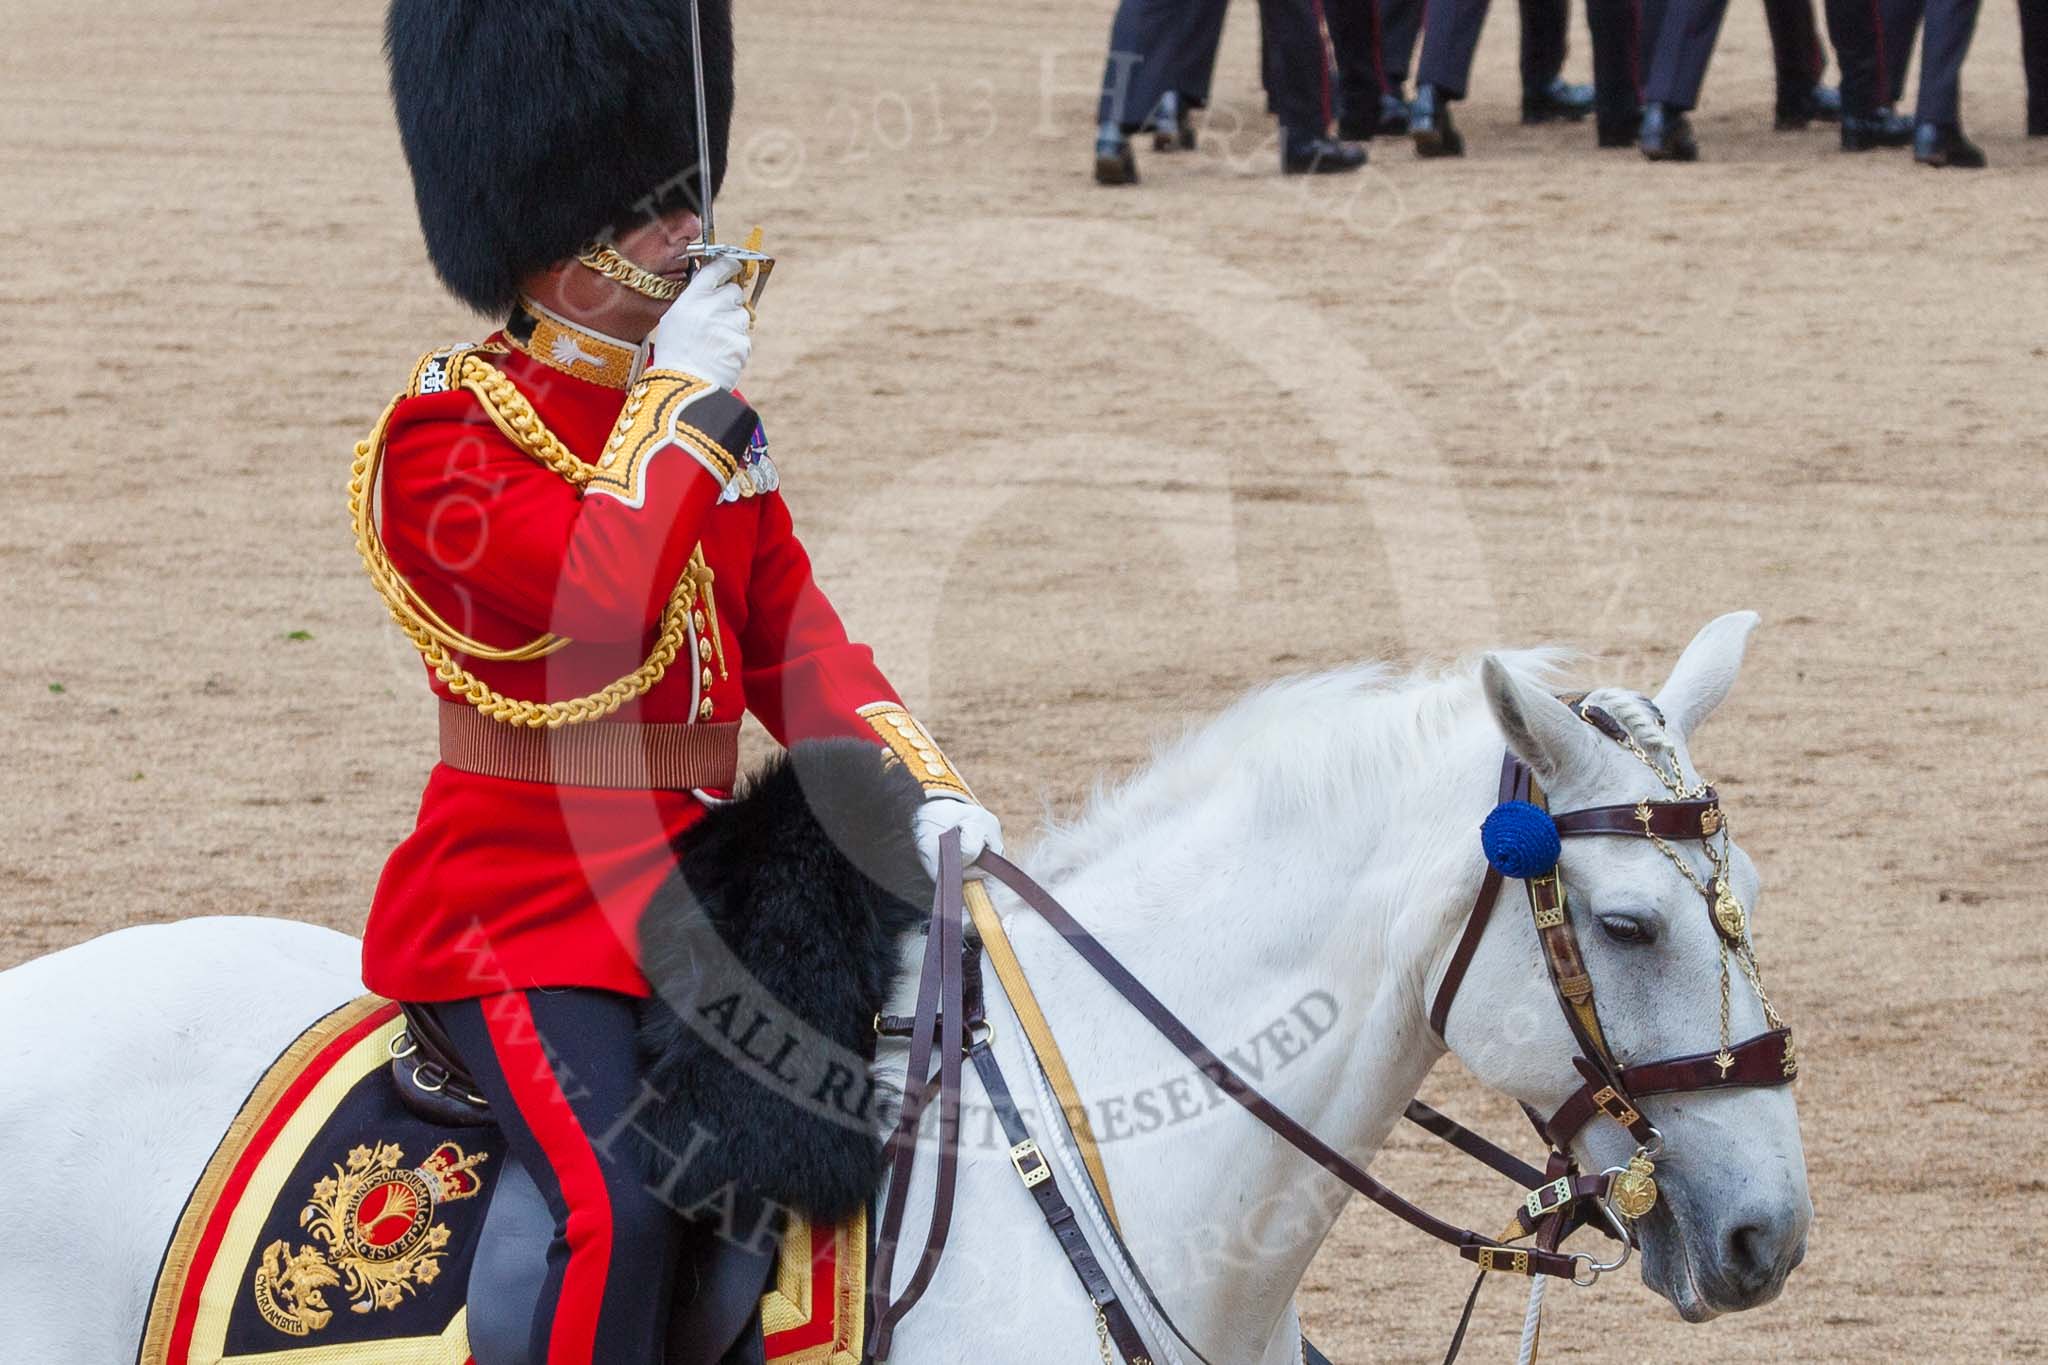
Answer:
914 799 1005 882
648 254 750 390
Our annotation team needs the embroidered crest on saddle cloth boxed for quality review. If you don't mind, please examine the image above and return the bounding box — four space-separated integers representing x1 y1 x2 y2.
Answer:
249 1138 488 1337
139 996 866 1365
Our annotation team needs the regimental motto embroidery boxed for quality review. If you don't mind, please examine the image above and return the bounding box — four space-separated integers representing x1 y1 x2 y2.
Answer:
250 1141 487 1337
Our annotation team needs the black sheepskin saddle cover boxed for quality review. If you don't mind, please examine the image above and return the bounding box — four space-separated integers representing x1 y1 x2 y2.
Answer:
636 739 934 1224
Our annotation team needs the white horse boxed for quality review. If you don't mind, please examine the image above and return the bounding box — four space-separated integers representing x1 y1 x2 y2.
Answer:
0 613 1809 1364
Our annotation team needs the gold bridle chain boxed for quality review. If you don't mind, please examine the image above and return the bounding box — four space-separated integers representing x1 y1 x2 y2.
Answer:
1615 727 1712 801
1621 740 1792 1064
577 242 684 303
1639 818 1788 1033
348 353 694 728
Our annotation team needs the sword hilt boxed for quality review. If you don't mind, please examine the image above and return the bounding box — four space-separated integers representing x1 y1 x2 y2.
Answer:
684 227 775 319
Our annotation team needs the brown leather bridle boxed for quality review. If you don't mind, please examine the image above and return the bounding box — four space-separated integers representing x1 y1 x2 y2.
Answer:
1420 725 1799 1287
866 703 1800 1364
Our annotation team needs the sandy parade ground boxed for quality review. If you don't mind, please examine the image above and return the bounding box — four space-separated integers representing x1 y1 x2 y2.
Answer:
5 0 2047 1359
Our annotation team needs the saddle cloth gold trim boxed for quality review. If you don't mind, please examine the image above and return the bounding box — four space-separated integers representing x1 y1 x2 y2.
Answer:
140 995 864 1365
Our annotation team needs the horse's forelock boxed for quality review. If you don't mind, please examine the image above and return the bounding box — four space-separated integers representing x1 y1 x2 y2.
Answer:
1577 686 1679 758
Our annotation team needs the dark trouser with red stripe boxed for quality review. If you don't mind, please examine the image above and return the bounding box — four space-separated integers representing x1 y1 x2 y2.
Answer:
1326 0 1390 125
1258 0 1335 132
1761 0 1827 97
434 989 679 1365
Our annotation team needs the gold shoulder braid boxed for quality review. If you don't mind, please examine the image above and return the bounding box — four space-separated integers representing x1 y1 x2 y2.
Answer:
349 347 719 728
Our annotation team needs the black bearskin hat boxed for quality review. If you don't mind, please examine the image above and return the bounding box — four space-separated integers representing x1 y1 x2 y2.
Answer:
385 0 734 315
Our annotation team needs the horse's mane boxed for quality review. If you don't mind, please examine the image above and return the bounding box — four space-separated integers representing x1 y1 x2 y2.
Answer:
1032 648 1576 878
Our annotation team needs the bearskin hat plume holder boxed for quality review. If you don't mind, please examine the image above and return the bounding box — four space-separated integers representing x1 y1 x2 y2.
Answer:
385 0 771 316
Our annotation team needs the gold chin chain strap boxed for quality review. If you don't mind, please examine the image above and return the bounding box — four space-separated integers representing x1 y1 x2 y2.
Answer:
576 242 684 303
348 350 696 728
1621 736 1792 1079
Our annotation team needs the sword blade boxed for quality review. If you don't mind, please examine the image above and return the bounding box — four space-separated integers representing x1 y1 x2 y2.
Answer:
686 0 716 247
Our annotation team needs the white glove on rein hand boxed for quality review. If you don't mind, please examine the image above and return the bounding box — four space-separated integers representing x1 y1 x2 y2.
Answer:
914 799 1004 881
648 254 750 389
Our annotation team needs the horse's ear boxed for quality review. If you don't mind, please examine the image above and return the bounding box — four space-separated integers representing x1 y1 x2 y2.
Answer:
1481 654 1605 789
1652 611 1760 741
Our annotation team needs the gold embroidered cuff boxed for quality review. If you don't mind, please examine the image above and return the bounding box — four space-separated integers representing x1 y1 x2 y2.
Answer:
858 703 976 802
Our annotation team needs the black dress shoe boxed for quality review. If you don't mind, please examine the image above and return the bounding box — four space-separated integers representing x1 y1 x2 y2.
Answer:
1840 106 1913 150
1639 101 1699 161
1809 84 1843 122
1094 124 1138 185
1774 85 1827 129
1775 91 1809 129
1596 106 1643 147
1150 91 1197 152
1341 90 1403 140
1523 78 1596 124
1281 130 1368 173
1410 85 1465 157
1913 120 1987 167
1377 90 1413 137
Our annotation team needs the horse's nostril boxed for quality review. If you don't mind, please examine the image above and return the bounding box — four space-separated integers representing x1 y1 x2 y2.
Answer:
1725 1223 1774 1286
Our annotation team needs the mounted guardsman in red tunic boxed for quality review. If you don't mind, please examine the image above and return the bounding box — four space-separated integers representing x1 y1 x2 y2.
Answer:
353 3 1001 1362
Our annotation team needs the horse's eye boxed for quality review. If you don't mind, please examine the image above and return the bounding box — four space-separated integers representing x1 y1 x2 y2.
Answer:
1597 914 1655 946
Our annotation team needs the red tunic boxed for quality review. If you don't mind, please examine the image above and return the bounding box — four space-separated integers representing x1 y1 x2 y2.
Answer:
359 317 932 1001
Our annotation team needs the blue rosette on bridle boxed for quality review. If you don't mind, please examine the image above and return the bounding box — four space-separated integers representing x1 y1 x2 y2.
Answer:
1481 800 1562 879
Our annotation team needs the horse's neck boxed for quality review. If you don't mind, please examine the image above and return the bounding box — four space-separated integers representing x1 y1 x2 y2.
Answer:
994 723 1495 1360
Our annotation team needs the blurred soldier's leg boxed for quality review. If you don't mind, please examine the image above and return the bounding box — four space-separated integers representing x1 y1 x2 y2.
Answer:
2020 0 2048 133
1522 0 1599 121
1643 0 1730 112
1095 0 1229 181
1263 0 1370 170
1910 0 1988 162
1416 0 1492 101
1639 0 1727 158
1411 0 1489 153
1327 0 1392 137
1762 0 1830 125
1381 0 1426 90
1878 0 1926 104
1832 0 1917 145
1586 0 1645 140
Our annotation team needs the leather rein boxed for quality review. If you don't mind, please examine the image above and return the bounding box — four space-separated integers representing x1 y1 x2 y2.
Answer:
866 721 1798 1363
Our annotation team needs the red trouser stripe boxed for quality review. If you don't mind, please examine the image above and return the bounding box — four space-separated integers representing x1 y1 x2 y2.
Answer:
480 990 615 1365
